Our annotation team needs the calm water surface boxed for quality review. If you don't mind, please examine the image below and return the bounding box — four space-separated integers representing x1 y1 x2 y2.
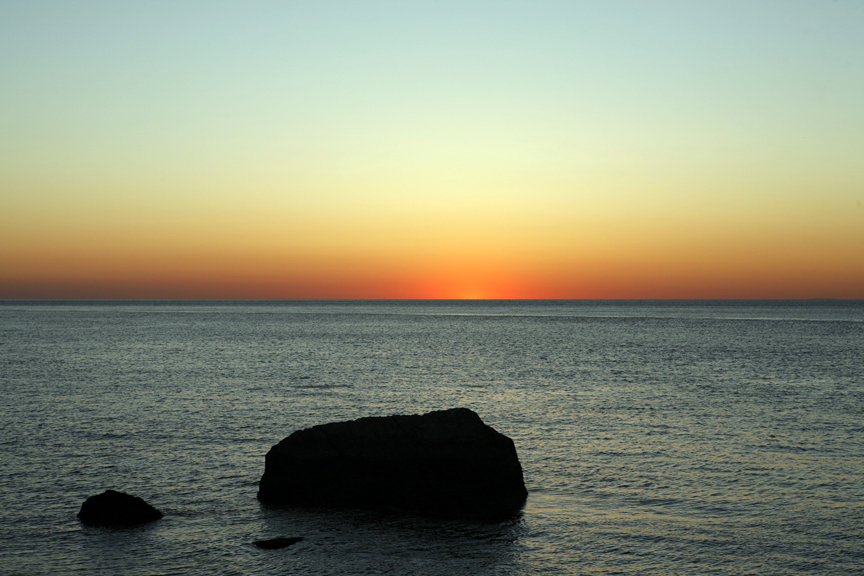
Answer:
1 300 862 575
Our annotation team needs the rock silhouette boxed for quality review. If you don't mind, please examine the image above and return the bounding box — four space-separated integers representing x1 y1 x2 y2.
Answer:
254 536 304 549
257 408 527 519
77 490 163 526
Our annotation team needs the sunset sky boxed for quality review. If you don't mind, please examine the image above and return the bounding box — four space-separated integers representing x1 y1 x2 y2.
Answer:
2 1 862 299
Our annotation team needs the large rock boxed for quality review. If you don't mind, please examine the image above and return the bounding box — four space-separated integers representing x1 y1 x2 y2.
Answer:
257 408 527 519
77 490 163 526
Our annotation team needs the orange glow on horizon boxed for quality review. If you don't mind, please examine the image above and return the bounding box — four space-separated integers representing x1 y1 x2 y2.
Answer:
2 246 862 300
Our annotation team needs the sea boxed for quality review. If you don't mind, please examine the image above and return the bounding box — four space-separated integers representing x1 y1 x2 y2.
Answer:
1 300 862 575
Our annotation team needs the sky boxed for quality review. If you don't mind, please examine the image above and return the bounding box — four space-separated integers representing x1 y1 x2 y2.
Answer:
1 0 862 299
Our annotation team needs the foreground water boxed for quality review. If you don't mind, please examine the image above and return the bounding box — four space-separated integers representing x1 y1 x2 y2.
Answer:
1 300 862 575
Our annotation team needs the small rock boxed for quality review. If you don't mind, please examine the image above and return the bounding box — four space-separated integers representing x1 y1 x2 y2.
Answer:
77 490 164 526
254 536 304 549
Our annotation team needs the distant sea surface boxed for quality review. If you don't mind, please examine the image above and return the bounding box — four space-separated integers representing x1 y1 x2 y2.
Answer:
2 300 862 575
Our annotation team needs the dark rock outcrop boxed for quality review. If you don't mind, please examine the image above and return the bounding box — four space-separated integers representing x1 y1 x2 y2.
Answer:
254 536 304 549
77 490 164 526
257 408 527 519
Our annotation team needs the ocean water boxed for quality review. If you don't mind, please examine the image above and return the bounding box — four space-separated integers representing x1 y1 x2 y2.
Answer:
1 300 862 575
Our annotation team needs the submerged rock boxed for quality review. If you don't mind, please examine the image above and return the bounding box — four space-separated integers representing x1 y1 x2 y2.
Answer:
254 536 304 549
257 408 527 519
77 490 163 526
